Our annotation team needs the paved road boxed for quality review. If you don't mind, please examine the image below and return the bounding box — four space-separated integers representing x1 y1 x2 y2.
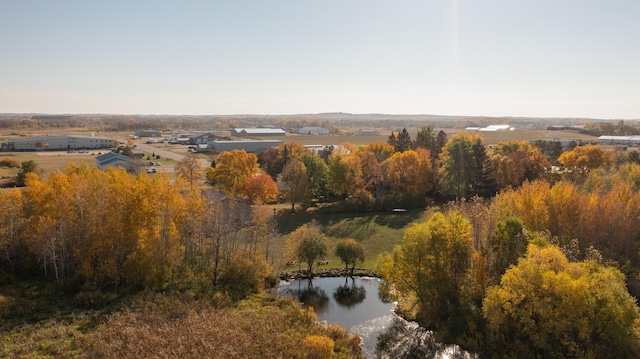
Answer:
132 141 211 168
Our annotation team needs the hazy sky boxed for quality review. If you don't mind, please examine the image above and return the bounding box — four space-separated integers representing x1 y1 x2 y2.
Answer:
1 1 639 118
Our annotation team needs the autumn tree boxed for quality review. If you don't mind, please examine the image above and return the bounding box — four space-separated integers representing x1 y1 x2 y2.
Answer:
0 188 24 271
218 252 272 301
175 155 203 187
489 140 550 190
356 149 387 201
491 180 551 232
209 195 246 286
299 152 328 200
16 160 39 187
487 216 528 283
278 142 308 164
325 151 372 208
238 173 278 203
558 145 612 180
257 147 281 179
207 150 259 194
483 242 640 358
326 154 349 199
23 171 77 282
249 203 279 260
127 172 186 288
281 159 310 212
357 142 395 162
546 181 580 239
335 238 365 275
387 149 432 197
378 210 474 334
286 223 327 273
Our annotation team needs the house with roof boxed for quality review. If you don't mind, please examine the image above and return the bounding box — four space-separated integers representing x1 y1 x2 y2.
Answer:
95 152 141 172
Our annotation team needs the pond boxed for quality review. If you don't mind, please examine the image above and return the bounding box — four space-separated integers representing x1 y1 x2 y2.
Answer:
275 276 476 358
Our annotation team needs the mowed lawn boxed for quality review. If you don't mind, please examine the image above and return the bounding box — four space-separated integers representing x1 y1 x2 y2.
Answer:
270 206 438 271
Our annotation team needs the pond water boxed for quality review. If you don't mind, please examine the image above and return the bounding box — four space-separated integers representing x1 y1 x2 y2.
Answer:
275 276 476 358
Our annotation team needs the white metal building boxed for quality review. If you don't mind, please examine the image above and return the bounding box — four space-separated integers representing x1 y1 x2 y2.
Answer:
298 127 329 135
1 135 117 151
199 139 282 154
597 136 640 146
232 128 286 137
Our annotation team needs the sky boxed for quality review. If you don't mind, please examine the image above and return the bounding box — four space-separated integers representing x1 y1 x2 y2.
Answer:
1 1 639 119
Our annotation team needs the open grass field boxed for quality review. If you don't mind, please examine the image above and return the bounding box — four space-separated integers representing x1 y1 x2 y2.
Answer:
269 205 437 271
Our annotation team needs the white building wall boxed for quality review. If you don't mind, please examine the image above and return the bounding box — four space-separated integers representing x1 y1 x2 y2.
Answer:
298 127 329 135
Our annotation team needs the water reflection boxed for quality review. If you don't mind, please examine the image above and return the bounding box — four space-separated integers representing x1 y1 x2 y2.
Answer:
281 278 329 312
275 277 476 359
375 317 476 359
333 277 366 308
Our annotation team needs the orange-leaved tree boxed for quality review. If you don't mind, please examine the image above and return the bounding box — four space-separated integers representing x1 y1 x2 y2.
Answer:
207 150 259 194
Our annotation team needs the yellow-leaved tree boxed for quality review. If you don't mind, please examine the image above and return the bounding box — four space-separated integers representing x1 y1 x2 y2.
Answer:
207 150 259 194
378 210 474 335
483 242 640 358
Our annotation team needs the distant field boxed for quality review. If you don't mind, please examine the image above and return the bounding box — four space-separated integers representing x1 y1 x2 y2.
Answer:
258 129 596 147
0 151 178 179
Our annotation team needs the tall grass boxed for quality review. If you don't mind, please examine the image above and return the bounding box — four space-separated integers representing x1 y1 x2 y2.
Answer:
90 293 363 359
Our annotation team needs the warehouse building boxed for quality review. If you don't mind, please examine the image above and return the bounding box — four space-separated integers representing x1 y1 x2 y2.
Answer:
198 139 282 154
298 127 329 135
596 135 640 146
135 130 163 138
232 128 286 137
1 135 117 152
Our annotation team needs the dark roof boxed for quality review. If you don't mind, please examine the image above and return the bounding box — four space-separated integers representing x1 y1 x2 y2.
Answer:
96 152 133 168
